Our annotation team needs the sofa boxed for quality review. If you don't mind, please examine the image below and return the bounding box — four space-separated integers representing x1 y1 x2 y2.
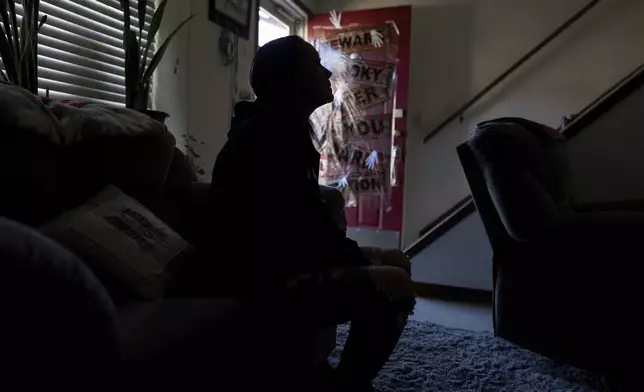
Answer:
0 81 335 391
457 118 643 384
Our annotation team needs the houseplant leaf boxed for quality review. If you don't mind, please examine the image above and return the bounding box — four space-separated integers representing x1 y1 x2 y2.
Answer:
124 29 140 108
37 14 46 30
140 0 167 78
30 0 41 93
141 14 196 84
18 0 31 91
137 0 146 44
0 0 16 62
0 0 42 92
0 4 19 84
119 0 131 33
0 26 18 83
25 0 36 93
8 0 19 68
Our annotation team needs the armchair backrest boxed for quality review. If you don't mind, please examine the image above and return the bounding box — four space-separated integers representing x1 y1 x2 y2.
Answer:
462 118 572 243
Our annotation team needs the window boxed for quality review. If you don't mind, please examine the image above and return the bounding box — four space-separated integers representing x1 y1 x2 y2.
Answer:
258 7 290 47
3 0 155 106
257 0 307 47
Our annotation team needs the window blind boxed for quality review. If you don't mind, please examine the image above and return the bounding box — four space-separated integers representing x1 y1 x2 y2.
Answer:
2 0 155 106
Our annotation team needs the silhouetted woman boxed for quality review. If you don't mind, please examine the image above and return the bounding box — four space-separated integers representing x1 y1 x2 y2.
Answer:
210 36 414 392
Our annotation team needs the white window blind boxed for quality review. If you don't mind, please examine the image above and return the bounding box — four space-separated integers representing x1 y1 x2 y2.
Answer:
3 0 155 106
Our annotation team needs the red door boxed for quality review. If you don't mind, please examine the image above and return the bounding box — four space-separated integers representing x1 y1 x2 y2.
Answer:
308 6 411 245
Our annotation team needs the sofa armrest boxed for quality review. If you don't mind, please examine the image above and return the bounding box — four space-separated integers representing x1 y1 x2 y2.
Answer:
0 218 118 389
186 181 212 211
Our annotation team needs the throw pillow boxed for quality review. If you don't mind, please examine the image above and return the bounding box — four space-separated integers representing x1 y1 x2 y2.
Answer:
41 185 192 301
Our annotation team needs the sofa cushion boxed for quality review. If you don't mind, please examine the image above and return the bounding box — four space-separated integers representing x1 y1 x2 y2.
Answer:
117 298 256 390
116 298 335 391
41 185 192 302
57 131 176 211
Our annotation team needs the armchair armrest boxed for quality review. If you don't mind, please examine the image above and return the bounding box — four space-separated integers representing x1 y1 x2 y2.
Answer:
573 199 644 214
546 210 644 247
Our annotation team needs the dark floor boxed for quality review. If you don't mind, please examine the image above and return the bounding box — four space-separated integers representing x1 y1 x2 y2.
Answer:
410 297 493 331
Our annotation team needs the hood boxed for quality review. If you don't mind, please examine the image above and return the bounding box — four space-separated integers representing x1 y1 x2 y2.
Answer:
228 99 320 166
229 100 261 137
228 100 310 138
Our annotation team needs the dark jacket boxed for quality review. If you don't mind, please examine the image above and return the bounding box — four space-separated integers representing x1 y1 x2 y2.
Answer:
210 101 369 294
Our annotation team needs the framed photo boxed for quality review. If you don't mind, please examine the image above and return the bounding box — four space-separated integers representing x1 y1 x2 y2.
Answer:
209 0 253 39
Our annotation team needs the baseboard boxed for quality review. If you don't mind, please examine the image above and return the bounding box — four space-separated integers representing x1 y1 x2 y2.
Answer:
414 282 493 304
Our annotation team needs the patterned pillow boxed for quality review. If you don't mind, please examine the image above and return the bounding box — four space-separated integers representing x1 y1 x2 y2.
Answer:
0 81 62 144
45 101 169 145
40 185 193 301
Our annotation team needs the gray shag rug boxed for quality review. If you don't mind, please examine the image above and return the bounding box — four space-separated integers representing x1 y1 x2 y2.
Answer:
329 321 612 392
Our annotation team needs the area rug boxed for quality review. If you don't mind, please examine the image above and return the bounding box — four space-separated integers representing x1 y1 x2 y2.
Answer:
329 321 612 392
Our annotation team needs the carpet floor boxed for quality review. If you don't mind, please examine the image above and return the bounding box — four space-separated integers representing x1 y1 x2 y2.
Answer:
329 321 611 392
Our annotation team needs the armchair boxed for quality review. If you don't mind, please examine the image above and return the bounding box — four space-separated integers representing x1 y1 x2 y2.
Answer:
457 118 643 382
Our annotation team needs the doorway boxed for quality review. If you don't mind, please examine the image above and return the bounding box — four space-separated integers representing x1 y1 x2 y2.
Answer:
308 6 412 248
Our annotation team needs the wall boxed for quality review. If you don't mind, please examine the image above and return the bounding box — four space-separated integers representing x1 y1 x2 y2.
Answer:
307 0 644 289
299 0 318 13
411 212 492 290
154 0 192 149
155 0 258 176
568 83 644 204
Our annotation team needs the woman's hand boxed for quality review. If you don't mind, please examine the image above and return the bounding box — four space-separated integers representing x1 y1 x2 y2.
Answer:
362 247 411 274
380 249 411 273
361 246 382 264
368 266 415 298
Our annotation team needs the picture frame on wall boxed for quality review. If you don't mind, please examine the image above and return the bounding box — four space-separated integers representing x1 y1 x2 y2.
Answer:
209 0 253 39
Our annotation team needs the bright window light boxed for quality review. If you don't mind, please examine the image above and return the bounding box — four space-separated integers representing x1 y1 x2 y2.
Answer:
258 7 291 47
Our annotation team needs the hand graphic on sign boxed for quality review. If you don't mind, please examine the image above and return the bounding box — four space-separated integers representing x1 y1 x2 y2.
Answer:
370 29 384 48
329 10 342 29
337 169 351 188
338 175 349 188
365 150 378 170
